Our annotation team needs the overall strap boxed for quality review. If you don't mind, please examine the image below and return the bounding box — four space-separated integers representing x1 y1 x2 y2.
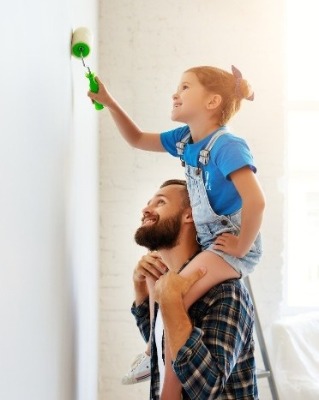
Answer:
176 130 191 166
176 131 191 156
198 126 230 166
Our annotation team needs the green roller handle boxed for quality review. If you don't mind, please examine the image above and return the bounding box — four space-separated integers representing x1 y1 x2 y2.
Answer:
86 72 104 110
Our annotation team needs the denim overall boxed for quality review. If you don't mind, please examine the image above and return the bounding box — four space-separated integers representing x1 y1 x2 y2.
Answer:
176 127 262 277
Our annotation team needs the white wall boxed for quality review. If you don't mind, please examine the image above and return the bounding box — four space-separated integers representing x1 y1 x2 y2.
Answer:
70 2 100 399
0 1 98 399
99 1 285 399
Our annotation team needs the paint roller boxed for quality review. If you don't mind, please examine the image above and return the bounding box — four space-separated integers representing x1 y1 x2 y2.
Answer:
71 27 104 110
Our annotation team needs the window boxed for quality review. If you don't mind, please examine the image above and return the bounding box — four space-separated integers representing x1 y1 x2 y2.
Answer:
285 0 319 307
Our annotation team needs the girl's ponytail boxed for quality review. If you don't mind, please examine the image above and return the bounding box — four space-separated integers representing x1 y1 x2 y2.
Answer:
231 65 254 101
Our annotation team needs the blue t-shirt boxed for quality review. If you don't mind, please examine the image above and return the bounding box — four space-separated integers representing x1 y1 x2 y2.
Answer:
160 125 256 215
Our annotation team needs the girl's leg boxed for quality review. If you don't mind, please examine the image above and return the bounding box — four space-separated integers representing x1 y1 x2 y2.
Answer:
180 250 240 310
122 277 155 385
145 276 155 355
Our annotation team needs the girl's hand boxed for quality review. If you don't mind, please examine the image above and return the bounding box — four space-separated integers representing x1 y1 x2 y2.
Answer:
213 232 247 258
87 76 115 108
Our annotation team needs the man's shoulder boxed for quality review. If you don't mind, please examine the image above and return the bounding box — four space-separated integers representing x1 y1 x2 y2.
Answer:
212 278 247 294
188 278 254 330
194 279 252 309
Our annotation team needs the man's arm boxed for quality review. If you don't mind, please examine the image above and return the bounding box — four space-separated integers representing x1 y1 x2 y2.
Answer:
131 252 167 343
154 269 206 358
155 273 255 399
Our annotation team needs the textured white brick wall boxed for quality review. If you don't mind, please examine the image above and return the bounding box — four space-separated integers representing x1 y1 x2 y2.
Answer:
98 1 285 399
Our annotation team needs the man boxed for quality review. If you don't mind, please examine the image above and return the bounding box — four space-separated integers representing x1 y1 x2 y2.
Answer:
131 179 258 399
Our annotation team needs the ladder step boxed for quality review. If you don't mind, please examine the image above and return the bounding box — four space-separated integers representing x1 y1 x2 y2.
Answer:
256 368 271 378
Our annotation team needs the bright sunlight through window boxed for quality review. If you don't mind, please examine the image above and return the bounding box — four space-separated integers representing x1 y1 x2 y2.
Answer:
285 0 319 307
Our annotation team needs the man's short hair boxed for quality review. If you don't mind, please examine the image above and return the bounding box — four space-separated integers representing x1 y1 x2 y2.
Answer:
159 179 190 208
160 179 187 189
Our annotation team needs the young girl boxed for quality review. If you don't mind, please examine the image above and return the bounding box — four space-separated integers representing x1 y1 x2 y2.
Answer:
89 65 265 398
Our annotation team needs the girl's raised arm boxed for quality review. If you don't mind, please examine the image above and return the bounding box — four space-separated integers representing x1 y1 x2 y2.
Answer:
88 76 165 152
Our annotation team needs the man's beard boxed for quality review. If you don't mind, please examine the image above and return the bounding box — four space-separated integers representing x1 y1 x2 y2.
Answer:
134 213 183 251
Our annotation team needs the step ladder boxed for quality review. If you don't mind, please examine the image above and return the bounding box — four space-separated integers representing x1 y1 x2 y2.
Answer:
243 277 280 400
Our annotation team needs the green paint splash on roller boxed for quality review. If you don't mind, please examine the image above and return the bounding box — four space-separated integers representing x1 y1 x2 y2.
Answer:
71 27 104 110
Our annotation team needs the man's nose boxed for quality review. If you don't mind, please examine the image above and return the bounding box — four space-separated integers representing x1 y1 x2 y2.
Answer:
142 206 152 215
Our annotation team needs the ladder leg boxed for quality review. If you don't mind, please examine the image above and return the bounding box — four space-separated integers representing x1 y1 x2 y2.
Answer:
244 277 280 400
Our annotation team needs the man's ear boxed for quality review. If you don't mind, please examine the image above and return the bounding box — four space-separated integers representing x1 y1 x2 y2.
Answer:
183 207 194 223
207 94 222 110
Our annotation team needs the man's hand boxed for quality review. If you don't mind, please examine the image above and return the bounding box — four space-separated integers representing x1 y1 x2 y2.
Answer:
133 252 167 283
133 252 167 306
154 267 206 305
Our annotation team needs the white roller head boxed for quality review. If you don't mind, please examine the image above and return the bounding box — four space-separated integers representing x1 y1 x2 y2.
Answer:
71 27 93 58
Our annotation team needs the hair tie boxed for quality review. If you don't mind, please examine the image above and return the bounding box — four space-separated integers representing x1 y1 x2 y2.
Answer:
231 65 254 101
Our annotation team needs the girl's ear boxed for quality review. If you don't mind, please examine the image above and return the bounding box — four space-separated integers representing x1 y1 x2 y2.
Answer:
207 94 222 110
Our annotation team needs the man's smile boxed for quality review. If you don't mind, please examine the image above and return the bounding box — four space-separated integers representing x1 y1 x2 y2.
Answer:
142 215 158 226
